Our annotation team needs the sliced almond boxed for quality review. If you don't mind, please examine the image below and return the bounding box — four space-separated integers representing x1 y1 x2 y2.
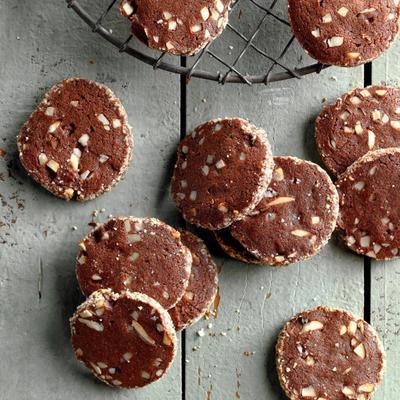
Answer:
354 343 366 359
267 197 295 207
390 120 400 131
327 36 344 48
337 7 349 16
200 7 210 20
292 230 311 238
342 386 354 396
48 121 61 133
358 383 375 393
348 320 357 335
78 318 104 332
131 320 156 345
301 386 316 397
301 320 323 333
47 160 60 172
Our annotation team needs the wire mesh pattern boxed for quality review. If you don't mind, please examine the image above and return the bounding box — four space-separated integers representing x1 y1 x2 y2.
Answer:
66 0 328 85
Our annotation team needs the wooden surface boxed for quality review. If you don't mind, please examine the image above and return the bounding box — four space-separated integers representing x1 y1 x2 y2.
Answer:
0 1 398 399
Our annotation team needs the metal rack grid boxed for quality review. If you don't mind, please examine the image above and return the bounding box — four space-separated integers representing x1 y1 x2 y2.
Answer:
66 0 328 85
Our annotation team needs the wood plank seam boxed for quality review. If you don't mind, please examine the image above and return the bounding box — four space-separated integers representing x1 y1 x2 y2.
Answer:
180 55 188 400
363 62 373 324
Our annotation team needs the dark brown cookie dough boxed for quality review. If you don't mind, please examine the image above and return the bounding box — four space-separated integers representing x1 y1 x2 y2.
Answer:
336 148 400 260
276 306 385 400
316 86 400 175
288 0 400 67
71 289 177 389
76 217 192 309
213 229 264 264
171 118 274 230
17 78 132 201
120 0 231 56
227 157 338 266
169 230 218 331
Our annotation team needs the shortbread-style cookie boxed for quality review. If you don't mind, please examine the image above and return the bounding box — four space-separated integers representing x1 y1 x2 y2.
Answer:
228 157 338 266
276 306 385 400
71 289 177 389
120 0 231 56
18 78 132 201
214 229 263 264
316 86 400 175
171 118 274 230
336 148 400 260
288 0 400 67
76 217 192 309
169 230 218 331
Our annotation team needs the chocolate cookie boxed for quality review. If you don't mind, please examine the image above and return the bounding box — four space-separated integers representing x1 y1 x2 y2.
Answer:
120 0 231 56
288 0 400 67
71 289 177 388
336 148 400 260
226 157 338 266
276 306 385 400
76 217 192 309
213 229 263 264
171 118 274 230
17 78 132 201
169 230 218 331
316 86 400 175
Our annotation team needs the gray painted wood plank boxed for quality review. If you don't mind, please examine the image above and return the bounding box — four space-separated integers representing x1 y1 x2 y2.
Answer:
184 5 365 395
0 1 181 399
370 38 400 400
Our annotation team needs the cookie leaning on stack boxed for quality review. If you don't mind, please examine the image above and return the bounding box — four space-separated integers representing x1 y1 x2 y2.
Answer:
71 217 219 388
216 156 339 266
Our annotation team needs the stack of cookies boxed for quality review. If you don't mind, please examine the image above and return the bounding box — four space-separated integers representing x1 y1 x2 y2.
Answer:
316 85 400 260
171 118 340 266
70 217 219 388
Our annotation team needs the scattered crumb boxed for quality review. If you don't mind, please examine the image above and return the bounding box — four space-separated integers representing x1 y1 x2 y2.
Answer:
197 328 206 337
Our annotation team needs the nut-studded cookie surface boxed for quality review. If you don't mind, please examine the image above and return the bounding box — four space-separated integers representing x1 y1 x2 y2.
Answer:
70 289 177 389
316 86 400 175
276 306 385 400
228 157 339 266
76 217 192 309
169 230 218 331
171 118 274 230
17 78 132 201
288 0 400 67
336 148 400 260
120 0 231 56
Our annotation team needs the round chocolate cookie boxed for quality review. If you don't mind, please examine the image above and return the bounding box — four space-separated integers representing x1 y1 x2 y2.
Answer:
276 306 385 400
76 217 192 309
120 0 231 56
227 157 338 266
288 0 400 67
336 148 400 260
17 78 132 201
71 289 177 388
316 86 400 176
169 230 218 331
171 118 274 230
213 229 263 264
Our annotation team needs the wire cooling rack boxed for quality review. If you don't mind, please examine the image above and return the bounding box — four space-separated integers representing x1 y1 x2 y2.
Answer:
66 0 328 85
